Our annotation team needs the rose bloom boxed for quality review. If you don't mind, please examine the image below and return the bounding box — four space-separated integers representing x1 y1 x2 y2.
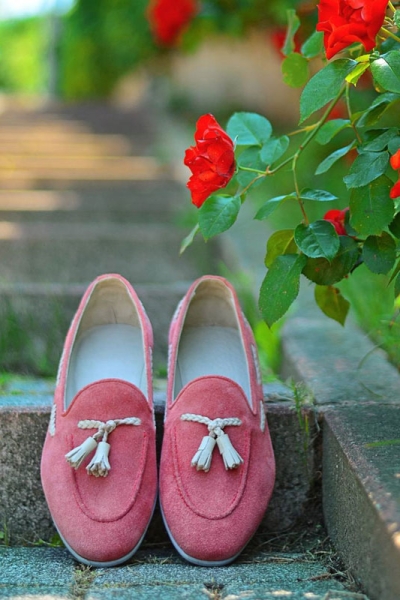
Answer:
316 0 388 60
147 0 198 46
184 114 236 208
323 208 349 235
390 149 400 199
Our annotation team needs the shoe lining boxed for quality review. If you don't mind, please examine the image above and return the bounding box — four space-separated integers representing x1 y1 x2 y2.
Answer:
65 279 146 408
174 280 251 402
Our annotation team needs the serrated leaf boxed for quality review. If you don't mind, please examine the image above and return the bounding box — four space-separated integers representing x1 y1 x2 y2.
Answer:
389 213 400 238
259 254 307 327
295 221 340 260
265 229 297 268
315 142 355 175
299 59 356 123
299 188 338 202
180 224 200 255
255 194 296 220
282 52 309 88
302 236 359 285
371 51 400 93
301 30 324 59
316 119 351 145
345 62 370 86
227 112 272 147
362 232 396 274
350 175 394 236
282 9 300 56
314 285 350 326
260 136 290 165
198 195 241 240
236 147 266 187
362 128 398 152
344 151 389 188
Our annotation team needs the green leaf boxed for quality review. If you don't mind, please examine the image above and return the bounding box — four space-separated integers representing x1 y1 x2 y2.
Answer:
395 9 400 29
350 176 394 236
282 9 300 56
371 51 400 93
357 92 400 127
260 135 290 164
388 136 400 155
315 142 355 175
302 236 359 285
259 254 307 327
236 147 266 187
198 195 241 240
255 194 296 220
390 259 400 286
343 151 389 188
265 229 297 268
314 285 350 326
227 112 272 147
301 30 324 59
362 232 396 274
299 59 356 123
362 128 398 152
315 119 351 145
282 52 309 88
299 188 338 202
389 213 400 238
180 224 200 255
395 271 400 298
295 220 340 260
345 62 370 86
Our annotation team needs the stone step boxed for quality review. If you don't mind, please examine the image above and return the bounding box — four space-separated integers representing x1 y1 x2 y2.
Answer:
0 222 215 284
0 182 184 222
0 377 314 547
0 547 368 600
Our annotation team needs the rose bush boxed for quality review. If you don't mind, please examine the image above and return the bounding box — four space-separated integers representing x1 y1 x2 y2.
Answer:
176 0 400 328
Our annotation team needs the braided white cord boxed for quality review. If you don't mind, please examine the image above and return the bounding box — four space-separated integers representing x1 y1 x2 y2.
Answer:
180 413 242 436
77 417 141 441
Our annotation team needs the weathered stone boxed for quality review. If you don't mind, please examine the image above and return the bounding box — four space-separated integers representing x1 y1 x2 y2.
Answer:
323 405 400 600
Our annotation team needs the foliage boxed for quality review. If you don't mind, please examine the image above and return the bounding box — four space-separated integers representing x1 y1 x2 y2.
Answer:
0 18 47 93
182 1 400 328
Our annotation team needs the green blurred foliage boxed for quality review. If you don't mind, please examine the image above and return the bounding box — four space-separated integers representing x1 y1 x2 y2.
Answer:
0 18 47 93
60 0 154 99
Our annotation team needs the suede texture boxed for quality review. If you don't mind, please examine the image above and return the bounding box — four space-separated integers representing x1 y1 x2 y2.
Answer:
160 276 276 564
41 274 157 565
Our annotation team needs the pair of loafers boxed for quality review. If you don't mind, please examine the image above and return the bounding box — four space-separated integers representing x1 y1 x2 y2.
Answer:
41 273 275 567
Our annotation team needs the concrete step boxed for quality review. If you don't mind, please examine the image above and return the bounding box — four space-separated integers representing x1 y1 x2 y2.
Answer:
0 222 215 284
0 181 184 223
0 377 315 547
0 547 368 600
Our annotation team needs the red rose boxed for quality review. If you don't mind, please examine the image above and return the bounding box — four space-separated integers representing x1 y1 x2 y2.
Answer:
316 0 388 60
147 0 198 47
323 208 349 235
390 149 400 199
184 114 236 208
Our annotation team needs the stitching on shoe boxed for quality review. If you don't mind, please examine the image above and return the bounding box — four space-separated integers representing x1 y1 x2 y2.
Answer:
70 430 149 523
171 421 251 520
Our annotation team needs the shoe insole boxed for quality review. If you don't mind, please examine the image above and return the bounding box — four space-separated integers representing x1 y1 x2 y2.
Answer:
175 326 250 401
65 324 145 408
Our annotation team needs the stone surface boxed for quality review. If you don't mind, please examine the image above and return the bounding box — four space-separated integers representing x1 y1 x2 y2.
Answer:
323 405 400 600
0 548 363 600
280 293 400 405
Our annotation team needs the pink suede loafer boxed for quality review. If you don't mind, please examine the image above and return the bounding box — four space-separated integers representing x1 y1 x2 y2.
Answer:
159 275 275 566
41 274 157 567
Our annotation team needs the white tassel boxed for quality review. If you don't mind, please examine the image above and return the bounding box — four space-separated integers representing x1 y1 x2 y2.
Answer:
65 437 97 469
86 441 111 477
191 435 216 472
216 432 243 470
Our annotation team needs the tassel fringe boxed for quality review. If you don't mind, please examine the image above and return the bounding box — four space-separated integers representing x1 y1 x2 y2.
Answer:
216 432 243 470
65 437 97 469
86 441 111 477
191 435 216 472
